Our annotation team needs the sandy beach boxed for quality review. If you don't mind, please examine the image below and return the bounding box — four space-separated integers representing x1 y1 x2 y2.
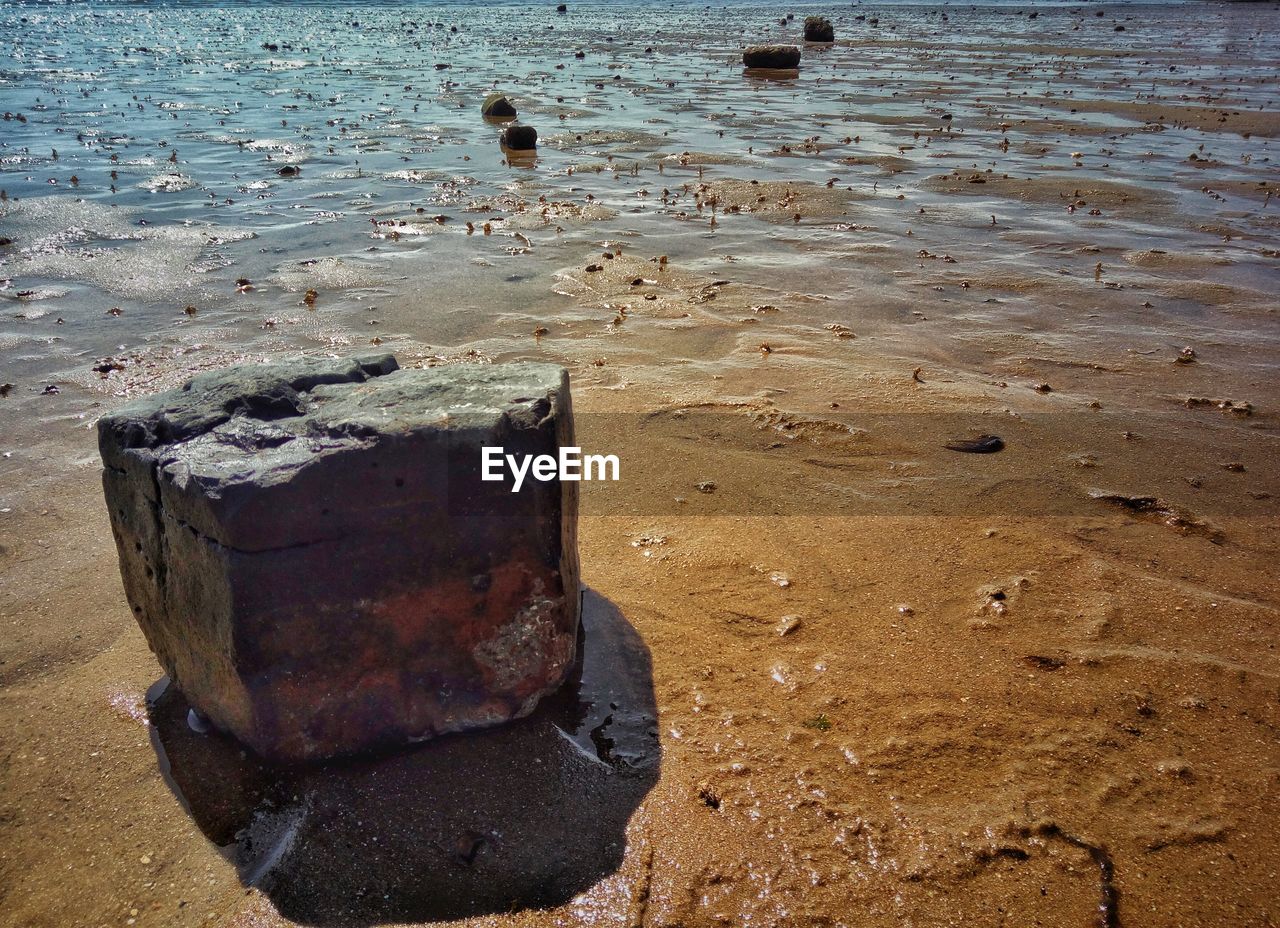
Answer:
2 1 1279 925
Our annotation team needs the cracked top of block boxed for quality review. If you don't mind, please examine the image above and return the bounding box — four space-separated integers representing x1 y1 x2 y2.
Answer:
98 355 572 551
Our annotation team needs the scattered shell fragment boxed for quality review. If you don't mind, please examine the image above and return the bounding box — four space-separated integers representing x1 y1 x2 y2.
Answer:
776 615 803 636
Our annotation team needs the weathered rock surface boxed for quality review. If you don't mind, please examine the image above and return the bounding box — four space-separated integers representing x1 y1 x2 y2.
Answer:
99 355 580 763
501 125 538 150
742 44 801 69
481 92 517 119
804 16 835 42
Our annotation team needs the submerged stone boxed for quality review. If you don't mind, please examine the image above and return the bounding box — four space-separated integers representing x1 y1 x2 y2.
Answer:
481 92 517 119
501 125 538 150
99 354 580 763
804 16 835 42
742 45 801 69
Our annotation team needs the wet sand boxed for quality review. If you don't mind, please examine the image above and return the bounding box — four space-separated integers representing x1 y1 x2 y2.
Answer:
2 2 1280 926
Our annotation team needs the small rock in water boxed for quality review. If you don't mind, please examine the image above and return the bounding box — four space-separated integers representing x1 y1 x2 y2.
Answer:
803 16 835 42
277 165 300 177
742 45 801 69
502 125 538 150
481 92 517 119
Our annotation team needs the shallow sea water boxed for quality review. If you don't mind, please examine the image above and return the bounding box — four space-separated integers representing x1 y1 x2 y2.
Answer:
2 0 1278 414
2 3 1280 927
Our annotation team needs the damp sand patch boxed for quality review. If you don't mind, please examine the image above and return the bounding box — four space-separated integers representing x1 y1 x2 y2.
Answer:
653 150 758 168
922 170 1171 217
73 342 272 398
1156 279 1273 308
553 251 797 326
462 194 619 227
842 38 1140 59
1185 178 1276 205
838 153 916 175
1024 97 1280 138
502 201 618 230
271 256 386 293
691 179 864 224
544 128 670 154
1123 250 1234 272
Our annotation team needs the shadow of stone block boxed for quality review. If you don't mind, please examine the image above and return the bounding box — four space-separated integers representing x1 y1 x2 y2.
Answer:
147 588 659 925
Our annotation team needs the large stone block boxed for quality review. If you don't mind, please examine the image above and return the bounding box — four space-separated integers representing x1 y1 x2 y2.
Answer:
742 44 801 69
99 355 580 763
803 16 835 43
